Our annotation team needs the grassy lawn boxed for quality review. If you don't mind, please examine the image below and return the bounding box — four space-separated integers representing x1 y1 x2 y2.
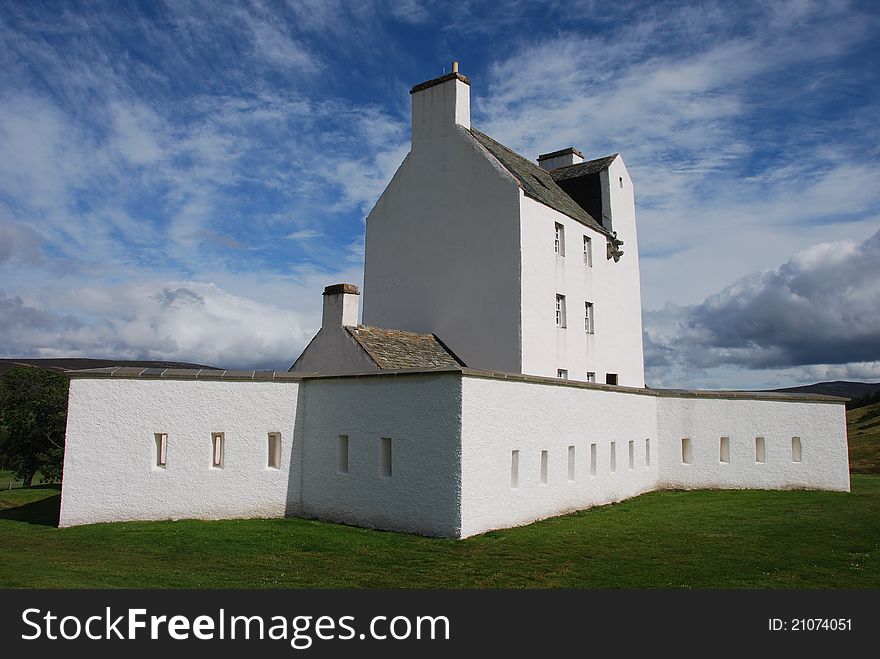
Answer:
848 402 880 474
1 475 877 589
0 470 49 490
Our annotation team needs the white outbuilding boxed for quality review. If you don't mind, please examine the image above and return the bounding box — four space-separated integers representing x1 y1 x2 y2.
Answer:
59 64 850 538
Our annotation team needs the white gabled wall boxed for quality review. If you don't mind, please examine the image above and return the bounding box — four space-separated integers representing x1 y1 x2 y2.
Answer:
59 379 299 527
363 78 523 373
656 397 850 492
290 328 377 375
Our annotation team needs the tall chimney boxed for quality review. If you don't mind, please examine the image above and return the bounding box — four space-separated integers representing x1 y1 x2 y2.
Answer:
322 283 360 328
409 61 470 152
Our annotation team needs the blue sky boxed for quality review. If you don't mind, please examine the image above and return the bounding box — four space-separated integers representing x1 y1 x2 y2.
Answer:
1 0 879 389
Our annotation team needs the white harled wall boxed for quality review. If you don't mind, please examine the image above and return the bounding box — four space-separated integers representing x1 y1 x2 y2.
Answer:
59 378 299 527
656 396 850 492
60 372 850 537
459 374 658 538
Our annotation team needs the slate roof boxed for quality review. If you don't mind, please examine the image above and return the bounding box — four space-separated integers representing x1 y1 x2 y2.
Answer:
550 154 618 181
345 325 466 369
468 128 611 236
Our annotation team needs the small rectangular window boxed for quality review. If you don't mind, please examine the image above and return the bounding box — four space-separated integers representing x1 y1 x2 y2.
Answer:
645 438 651 467
338 435 349 474
556 294 567 328
610 442 617 473
628 440 634 470
267 432 281 469
590 443 597 476
605 373 618 385
586 371 596 383
720 436 730 464
791 436 801 463
555 222 565 256
583 235 592 267
511 450 519 488
154 433 167 468
584 302 594 334
557 369 568 379
755 436 766 464
380 437 392 477
681 437 692 464
619 176 624 188
211 432 225 468
540 450 548 484
567 445 575 481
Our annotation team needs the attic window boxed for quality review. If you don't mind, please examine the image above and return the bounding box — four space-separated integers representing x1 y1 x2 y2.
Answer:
619 176 624 188
554 223 565 256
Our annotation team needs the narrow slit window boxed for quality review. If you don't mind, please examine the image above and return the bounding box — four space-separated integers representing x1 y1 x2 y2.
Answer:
555 222 565 256
681 437 692 465
645 438 651 467
556 294 567 328
755 436 766 463
610 442 617 473
619 176 624 188
583 235 593 267
628 440 634 470
337 435 349 474
511 450 519 488
584 302 594 334
154 433 167 468
267 432 281 469
590 443 597 476
540 450 548 484
380 437 392 477
567 445 576 481
720 436 730 464
211 432 225 468
791 436 802 463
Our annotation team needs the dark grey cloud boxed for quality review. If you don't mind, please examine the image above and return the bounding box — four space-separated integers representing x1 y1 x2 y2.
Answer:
644 228 880 371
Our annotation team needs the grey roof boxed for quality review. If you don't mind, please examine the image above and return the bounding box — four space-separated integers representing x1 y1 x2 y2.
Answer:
346 325 465 370
468 128 610 236
550 154 618 181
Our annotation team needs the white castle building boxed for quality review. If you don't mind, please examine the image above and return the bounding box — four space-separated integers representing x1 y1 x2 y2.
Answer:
59 64 850 538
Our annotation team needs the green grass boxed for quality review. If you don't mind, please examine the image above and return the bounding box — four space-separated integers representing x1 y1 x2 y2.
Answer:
1 476 878 589
0 470 49 490
848 401 880 474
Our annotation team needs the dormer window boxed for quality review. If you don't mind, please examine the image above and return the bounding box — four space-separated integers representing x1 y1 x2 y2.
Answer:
554 223 565 256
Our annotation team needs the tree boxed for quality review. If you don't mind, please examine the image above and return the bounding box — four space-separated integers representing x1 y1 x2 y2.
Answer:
0 367 69 487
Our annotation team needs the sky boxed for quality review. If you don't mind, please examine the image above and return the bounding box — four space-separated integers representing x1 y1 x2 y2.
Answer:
1 0 879 390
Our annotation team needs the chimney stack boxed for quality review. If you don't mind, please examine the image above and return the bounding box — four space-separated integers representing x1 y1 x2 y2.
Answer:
322 283 360 328
537 147 584 171
409 61 470 152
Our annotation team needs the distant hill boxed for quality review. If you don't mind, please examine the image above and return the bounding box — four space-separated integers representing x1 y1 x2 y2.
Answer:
766 380 880 400
0 358 222 376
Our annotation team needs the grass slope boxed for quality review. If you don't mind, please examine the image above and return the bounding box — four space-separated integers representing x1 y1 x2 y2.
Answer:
848 402 880 474
1 476 878 589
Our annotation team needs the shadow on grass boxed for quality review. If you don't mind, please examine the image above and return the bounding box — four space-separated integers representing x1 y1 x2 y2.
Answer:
0 491 61 527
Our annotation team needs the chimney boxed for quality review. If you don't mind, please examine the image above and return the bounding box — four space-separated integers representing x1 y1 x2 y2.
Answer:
322 283 360 328
537 147 584 171
409 61 470 152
